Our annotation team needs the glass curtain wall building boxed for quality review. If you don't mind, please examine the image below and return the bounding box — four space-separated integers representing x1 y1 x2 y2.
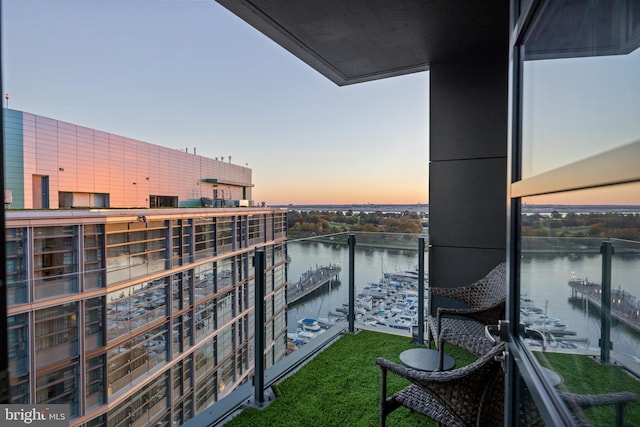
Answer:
4 110 288 426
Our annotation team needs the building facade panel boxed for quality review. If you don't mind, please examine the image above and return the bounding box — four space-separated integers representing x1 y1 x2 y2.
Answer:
3 109 25 208
58 134 80 190
93 135 111 194
108 134 126 208
5 109 254 209
75 133 96 192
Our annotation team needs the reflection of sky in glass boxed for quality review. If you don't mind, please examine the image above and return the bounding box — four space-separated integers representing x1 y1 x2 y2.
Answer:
522 48 640 179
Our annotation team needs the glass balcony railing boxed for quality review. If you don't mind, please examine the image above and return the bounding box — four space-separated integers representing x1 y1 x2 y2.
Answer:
285 232 428 340
520 234 640 426
185 231 430 426
199 229 640 427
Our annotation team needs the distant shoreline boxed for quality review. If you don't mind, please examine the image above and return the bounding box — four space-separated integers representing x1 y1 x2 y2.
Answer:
273 203 640 214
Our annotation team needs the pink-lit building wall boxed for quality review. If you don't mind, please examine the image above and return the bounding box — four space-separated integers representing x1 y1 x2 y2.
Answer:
4 109 253 209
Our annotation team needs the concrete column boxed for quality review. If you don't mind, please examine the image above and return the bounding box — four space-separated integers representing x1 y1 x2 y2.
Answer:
428 53 508 289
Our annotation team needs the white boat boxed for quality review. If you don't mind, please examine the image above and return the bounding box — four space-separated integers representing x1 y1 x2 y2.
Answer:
384 269 428 284
317 316 339 328
362 284 390 299
355 294 374 311
379 315 413 330
298 318 322 332
297 329 318 341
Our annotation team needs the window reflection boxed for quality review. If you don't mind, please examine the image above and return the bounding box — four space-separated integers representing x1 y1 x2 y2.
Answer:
33 226 78 299
105 221 168 285
218 257 234 291
194 217 215 260
194 262 215 301
107 324 168 395
8 314 28 376
216 216 234 253
35 303 78 362
520 183 640 426
108 371 169 426
106 278 167 342
84 224 105 289
6 228 28 304
522 3 640 179
36 361 80 417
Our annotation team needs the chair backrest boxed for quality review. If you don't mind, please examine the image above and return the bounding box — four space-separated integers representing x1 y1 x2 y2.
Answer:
458 342 506 426
468 262 507 309
477 364 506 426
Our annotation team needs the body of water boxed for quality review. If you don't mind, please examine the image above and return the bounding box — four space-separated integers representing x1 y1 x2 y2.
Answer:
286 241 419 331
286 240 640 358
521 252 640 357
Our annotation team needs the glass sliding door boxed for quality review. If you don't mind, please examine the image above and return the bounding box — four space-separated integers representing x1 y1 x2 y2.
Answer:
507 1 640 425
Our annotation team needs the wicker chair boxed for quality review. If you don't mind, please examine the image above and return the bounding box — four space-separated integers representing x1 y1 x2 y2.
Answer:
560 391 638 427
427 262 506 368
376 342 506 427
516 380 638 427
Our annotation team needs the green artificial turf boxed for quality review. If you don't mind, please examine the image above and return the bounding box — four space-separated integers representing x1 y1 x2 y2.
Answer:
220 332 640 426
223 330 476 427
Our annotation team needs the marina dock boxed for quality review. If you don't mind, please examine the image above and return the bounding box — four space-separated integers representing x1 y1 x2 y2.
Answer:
287 264 341 305
569 277 640 335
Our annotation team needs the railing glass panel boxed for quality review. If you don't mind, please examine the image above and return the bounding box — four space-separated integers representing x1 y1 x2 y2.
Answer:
520 185 640 426
284 232 427 345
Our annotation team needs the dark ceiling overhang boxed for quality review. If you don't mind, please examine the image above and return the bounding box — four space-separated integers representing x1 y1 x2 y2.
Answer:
216 0 510 86
524 1 640 60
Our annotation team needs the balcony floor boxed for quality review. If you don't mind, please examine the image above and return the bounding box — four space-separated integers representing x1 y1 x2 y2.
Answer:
222 330 476 427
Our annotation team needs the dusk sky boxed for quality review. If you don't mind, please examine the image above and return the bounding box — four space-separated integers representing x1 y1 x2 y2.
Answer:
2 0 429 206
4 1 639 207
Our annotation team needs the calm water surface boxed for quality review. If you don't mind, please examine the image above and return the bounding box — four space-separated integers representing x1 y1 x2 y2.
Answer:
286 241 419 330
287 241 640 357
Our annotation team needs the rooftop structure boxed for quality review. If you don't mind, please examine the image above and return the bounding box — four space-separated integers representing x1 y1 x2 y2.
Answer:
4 109 253 210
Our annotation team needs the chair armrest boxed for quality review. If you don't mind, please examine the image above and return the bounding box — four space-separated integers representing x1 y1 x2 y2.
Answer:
376 343 506 426
436 300 505 333
376 343 505 384
437 299 504 317
559 391 637 427
376 357 471 384
559 391 638 408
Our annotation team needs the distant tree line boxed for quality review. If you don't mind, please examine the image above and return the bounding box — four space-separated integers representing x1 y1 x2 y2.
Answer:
287 209 427 238
286 210 640 240
522 211 640 240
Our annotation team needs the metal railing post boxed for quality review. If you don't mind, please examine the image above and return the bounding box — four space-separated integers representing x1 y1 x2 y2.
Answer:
417 237 425 344
348 234 356 333
254 249 265 404
600 241 614 363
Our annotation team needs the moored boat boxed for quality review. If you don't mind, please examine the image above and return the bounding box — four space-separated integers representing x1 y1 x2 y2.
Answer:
298 318 322 332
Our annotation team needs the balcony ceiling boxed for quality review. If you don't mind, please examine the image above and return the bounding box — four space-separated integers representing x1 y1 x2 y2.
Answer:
216 0 509 86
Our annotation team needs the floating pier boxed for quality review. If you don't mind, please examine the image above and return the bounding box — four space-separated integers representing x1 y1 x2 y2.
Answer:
287 264 341 305
569 277 640 335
